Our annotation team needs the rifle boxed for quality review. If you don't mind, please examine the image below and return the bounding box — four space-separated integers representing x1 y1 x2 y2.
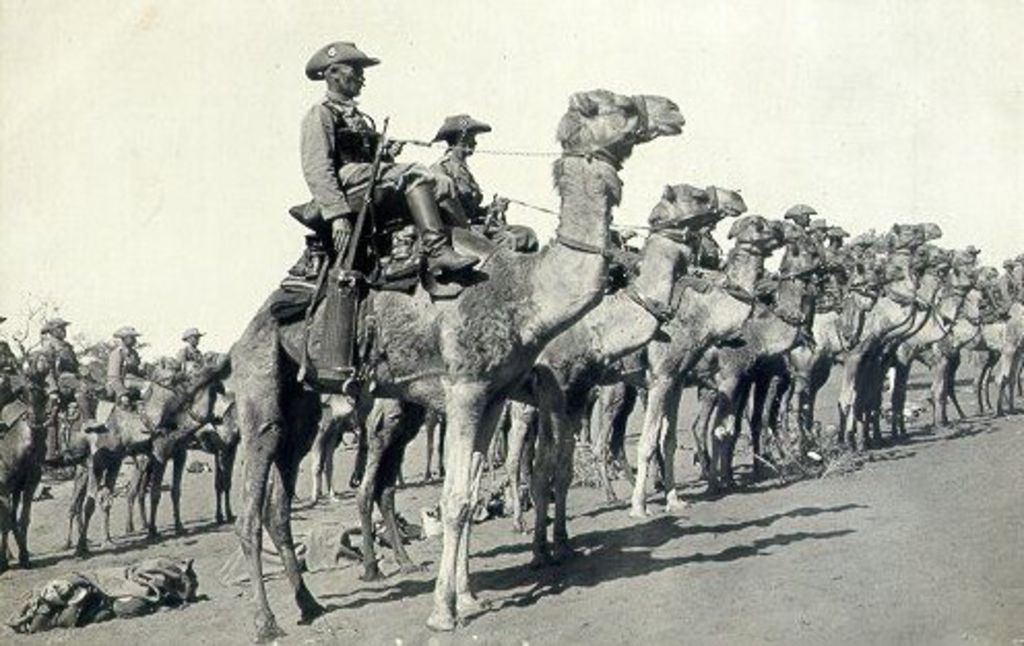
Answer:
298 119 390 389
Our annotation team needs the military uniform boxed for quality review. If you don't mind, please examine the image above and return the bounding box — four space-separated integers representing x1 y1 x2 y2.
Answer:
106 327 145 401
300 90 439 223
177 328 205 377
430 114 538 252
290 42 476 282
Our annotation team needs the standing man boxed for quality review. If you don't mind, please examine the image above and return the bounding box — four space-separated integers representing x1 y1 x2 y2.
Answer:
430 114 537 252
177 327 205 377
106 326 145 407
39 317 78 460
289 41 477 281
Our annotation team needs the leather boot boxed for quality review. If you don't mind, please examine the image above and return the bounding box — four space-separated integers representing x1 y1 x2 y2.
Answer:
406 184 479 275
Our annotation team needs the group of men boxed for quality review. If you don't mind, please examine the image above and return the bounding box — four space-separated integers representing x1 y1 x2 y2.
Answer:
0 316 210 460
288 41 535 287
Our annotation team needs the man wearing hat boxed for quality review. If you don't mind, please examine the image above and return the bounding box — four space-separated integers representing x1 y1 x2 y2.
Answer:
177 328 205 377
783 204 817 231
291 41 478 281
39 318 78 392
106 327 145 406
429 114 538 253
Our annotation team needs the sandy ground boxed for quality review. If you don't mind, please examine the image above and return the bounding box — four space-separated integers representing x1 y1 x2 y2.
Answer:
1 374 1022 645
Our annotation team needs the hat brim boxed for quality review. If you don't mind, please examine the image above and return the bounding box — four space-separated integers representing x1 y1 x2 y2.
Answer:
433 125 492 143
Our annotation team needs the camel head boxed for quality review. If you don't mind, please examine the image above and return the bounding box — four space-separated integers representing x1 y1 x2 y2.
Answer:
727 215 783 256
708 187 747 220
557 90 685 165
887 222 943 253
648 184 717 231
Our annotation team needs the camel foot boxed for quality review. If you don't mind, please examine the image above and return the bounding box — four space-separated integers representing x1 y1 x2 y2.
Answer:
146 529 160 542
510 518 527 535
174 524 187 536
0 558 8 575
399 561 428 575
74 543 91 559
603 489 619 504
529 549 556 570
17 555 31 569
215 513 225 525
628 503 651 519
456 593 490 615
426 608 459 632
253 614 286 644
664 490 687 513
552 540 578 563
296 591 327 625
359 566 384 582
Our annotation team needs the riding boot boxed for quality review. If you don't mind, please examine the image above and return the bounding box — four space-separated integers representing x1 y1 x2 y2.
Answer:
405 184 479 275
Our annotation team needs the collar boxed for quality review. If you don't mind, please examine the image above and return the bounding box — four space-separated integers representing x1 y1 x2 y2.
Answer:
325 90 357 106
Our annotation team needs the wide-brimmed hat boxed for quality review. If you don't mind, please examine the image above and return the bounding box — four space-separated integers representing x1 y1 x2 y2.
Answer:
432 114 492 144
181 328 204 341
41 318 70 334
305 41 379 80
783 204 817 228
113 326 141 339
826 226 850 239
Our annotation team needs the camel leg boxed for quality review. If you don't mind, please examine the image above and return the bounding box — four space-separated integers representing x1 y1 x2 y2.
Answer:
213 445 225 524
237 420 283 642
424 412 436 482
749 376 771 480
0 494 11 573
309 428 326 504
658 381 684 511
504 402 533 533
453 399 503 619
171 448 187 534
530 405 557 567
719 376 749 488
356 400 396 582
358 401 401 585
428 385 500 632
630 378 673 517
889 361 909 438
593 384 620 503
146 459 168 539
945 354 966 420
220 442 238 524
66 467 87 550
15 474 39 568
349 423 368 489
379 403 426 574
690 387 717 481
551 413 578 561
263 459 325 627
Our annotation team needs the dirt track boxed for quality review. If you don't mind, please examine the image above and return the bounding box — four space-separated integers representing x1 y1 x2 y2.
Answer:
2 381 1023 645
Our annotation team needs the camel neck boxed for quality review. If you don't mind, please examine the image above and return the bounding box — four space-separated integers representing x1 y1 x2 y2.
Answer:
553 157 618 253
630 234 683 306
724 247 765 291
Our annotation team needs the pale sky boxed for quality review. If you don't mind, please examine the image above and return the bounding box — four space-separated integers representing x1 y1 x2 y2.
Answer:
1 0 1022 356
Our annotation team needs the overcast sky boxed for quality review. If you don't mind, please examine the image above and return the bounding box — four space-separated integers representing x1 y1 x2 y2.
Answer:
1 0 1021 355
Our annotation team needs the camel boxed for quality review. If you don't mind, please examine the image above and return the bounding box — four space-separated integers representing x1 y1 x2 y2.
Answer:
0 354 49 574
501 183 726 565
346 182 712 582
780 252 899 440
835 226 946 450
690 221 825 491
886 257 982 433
855 242 961 443
972 302 1024 415
590 379 642 502
66 362 226 555
222 89 685 641
626 214 796 511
